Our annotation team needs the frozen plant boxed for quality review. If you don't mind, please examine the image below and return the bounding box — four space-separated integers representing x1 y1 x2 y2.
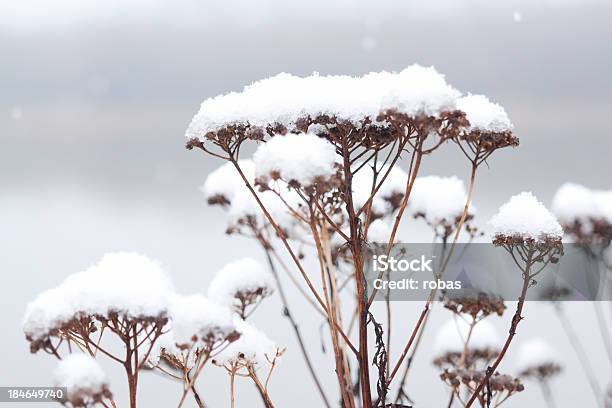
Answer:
186 65 519 408
516 338 562 408
409 175 481 242
213 319 285 408
552 183 612 244
207 258 275 318
24 253 245 408
432 317 502 370
463 192 563 407
53 354 113 408
23 253 172 408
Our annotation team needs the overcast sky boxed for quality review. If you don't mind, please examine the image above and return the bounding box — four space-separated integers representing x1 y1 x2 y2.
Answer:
1 1 612 407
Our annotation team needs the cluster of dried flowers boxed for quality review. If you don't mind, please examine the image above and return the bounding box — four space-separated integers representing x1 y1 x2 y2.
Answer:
183 65 561 408
23 253 283 408
28 64 611 407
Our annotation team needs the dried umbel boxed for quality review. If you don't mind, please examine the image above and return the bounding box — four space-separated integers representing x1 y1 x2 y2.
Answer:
562 218 612 245
519 362 562 381
552 183 612 245
433 348 499 370
432 318 502 371
461 193 563 408
185 66 519 408
440 368 524 394
53 354 113 408
207 258 275 319
492 234 564 266
59 387 113 408
444 294 506 320
455 94 518 159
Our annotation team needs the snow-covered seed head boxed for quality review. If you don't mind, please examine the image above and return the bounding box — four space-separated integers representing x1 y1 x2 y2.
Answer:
552 182 612 244
253 132 343 194
212 318 283 374
23 253 174 352
185 65 462 146
53 354 112 407
432 318 502 369
456 94 518 153
169 294 239 351
515 338 562 381
202 160 255 207
207 258 274 319
489 192 563 246
352 164 408 220
409 175 481 240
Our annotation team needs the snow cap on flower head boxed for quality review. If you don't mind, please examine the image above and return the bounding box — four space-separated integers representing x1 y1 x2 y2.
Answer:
23 253 174 345
489 192 563 242
53 354 111 406
186 65 461 141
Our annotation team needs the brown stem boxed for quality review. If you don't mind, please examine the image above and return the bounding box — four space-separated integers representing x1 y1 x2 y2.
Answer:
367 144 423 307
257 233 332 408
464 261 532 407
342 136 372 408
452 159 478 242
228 157 330 316
190 384 206 408
249 368 276 408
308 209 355 408
385 297 431 387
230 371 236 408
126 364 137 408
320 220 356 408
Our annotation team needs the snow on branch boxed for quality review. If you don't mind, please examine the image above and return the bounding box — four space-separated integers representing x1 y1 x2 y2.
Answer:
552 182 612 242
433 318 501 359
253 132 341 188
207 258 275 318
186 65 460 141
515 337 562 380
489 192 563 243
23 252 174 345
53 354 112 407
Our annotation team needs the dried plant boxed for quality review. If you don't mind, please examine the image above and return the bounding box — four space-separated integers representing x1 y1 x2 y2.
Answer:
185 66 523 408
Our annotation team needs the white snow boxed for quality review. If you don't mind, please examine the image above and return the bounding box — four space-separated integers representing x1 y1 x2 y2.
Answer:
515 337 559 373
215 318 277 368
489 192 563 240
23 253 175 341
456 94 513 133
253 133 338 186
203 158 309 239
367 219 392 243
202 160 254 204
409 176 471 225
433 317 501 356
552 183 612 225
352 164 408 216
207 258 274 307
53 354 108 401
186 65 461 140
169 294 236 348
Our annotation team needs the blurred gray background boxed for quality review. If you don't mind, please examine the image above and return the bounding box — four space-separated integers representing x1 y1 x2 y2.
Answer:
1 0 612 406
